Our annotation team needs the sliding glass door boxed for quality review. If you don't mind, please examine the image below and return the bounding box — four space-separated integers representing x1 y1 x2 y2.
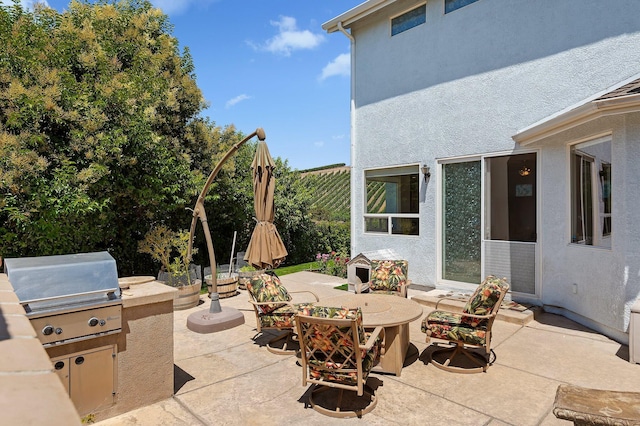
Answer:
441 153 537 295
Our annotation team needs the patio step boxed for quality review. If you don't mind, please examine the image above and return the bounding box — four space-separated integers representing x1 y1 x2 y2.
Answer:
411 290 536 326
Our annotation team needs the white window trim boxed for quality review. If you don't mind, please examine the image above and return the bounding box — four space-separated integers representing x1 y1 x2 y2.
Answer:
363 163 420 236
389 2 427 37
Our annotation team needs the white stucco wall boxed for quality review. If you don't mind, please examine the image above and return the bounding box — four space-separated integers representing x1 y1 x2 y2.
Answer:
529 114 640 342
342 0 640 340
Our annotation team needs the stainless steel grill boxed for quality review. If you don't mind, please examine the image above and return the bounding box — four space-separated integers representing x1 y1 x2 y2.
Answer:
5 251 122 347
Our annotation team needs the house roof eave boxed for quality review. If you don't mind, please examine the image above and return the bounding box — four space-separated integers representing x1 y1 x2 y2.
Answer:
322 0 397 33
513 93 640 146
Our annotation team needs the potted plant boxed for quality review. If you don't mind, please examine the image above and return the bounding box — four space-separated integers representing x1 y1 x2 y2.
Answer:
237 264 265 290
138 225 201 310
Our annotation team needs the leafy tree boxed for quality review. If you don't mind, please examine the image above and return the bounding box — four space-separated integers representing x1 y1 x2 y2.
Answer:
0 0 329 274
0 0 238 274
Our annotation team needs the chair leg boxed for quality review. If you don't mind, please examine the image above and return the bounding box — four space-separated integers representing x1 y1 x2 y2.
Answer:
308 385 377 419
266 330 297 355
430 343 488 374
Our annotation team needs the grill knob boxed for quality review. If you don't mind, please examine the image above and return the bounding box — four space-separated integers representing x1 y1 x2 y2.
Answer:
42 325 54 336
88 317 100 327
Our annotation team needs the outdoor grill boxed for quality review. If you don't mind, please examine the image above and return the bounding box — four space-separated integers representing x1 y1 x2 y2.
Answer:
5 251 122 347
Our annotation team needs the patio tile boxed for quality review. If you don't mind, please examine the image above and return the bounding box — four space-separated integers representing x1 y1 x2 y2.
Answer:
95 272 640 426
497 322 640 391
94 397 199 425
174 340 289 395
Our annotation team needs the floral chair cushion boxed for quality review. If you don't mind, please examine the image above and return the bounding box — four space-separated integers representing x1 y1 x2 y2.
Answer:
300 306 381 385
247 273 291 314
461 276 509 327
369 260 408 294
421 311 488 346
421 275 509 345
258 303 315 329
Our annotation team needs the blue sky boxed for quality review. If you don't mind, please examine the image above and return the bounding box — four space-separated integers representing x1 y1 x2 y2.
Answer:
5 0 363 170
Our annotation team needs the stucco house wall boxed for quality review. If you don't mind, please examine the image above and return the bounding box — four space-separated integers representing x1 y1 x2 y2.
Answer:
325 0 640 342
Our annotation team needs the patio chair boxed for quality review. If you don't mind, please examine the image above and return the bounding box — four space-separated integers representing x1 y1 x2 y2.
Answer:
246 272 318 354
421 275 510 373
296 306 384 418
356 259 409 297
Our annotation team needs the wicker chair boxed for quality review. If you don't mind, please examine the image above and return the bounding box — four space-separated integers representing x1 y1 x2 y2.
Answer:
356 259 409 297
296 306 383 418
421 276 510 373
246 272 318 354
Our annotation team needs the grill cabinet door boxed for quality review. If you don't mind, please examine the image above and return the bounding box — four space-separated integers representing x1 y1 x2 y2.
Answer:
52 345 117 416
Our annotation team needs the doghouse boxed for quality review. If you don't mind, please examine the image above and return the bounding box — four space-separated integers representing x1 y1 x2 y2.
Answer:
346 249 401 292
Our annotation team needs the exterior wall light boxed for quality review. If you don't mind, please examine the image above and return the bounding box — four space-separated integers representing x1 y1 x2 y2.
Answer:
421 165 431 181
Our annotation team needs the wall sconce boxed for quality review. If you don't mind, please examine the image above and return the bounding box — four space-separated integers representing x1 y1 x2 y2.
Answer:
421 165 431 181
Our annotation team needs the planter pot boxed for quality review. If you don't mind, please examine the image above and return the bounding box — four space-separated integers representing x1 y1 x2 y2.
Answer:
205 273 239 299
173 279 202 311
237 269 265 290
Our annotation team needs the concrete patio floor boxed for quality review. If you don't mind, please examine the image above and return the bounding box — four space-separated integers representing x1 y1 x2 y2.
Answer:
96 271 640 425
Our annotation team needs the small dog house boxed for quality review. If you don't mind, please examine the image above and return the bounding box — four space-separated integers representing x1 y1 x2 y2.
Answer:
346 249 401 292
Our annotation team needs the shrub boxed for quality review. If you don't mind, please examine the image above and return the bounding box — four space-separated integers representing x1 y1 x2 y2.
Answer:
316 251 349 278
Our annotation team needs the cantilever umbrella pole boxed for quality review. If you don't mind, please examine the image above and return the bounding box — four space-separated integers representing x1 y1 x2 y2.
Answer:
187 128 266 314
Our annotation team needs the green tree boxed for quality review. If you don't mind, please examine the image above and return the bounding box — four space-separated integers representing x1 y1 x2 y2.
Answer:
0 1 237 274
0 1 328 274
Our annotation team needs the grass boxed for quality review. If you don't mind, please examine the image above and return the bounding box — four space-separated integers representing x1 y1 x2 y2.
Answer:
198 262 327 295
333 283 349 291
273 262 318 276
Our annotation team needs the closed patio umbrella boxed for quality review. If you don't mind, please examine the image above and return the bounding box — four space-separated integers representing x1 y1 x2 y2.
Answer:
244 141 288 269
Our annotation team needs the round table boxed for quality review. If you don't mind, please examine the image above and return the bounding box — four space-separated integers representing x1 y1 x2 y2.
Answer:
317 293 424 376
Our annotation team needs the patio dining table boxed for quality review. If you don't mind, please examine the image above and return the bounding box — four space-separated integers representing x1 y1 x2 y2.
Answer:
316 293 424 376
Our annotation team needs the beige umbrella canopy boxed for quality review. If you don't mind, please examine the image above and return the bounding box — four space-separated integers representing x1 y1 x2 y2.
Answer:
244 141 287 269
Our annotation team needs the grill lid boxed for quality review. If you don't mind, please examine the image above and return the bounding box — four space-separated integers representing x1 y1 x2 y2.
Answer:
5 252 119 307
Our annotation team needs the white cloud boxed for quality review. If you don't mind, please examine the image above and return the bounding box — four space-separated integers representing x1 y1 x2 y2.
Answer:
225 94 251 109
319 53 350 81
256 16 325 57
314 141 325 148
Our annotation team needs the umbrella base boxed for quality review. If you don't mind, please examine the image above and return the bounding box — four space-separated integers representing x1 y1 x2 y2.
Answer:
186 307 245 333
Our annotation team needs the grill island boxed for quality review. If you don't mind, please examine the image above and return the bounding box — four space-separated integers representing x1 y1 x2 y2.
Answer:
4 252 176 421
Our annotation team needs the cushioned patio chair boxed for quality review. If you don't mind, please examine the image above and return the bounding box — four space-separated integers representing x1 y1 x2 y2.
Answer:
421 275 510 373
296 306 384 418
247 272 318 354
356 259 409 297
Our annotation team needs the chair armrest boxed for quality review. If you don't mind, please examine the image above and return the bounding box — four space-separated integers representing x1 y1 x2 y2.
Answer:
400 279 411 298
432 308 496 321
456 312 496 320
355 281 366 294
289 290 320 302
435 296 469 310
248 300 287 308
360 326 384 351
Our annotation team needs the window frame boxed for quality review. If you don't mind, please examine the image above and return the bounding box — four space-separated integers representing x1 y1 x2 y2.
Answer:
390 3 427 37
569 135 612 248
363 164 420 236
444 0 481 14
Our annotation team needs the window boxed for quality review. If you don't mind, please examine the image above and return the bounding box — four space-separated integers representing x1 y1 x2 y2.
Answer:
445 0 480 14
365 166 419 235
391 4 426 36
570 137 612 248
